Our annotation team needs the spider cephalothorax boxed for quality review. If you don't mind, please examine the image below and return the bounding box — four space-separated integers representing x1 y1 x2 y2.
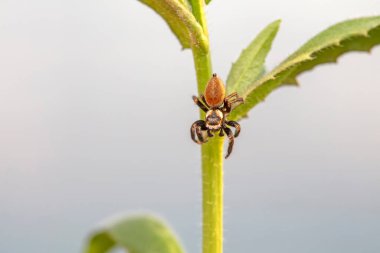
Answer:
191 73 244 158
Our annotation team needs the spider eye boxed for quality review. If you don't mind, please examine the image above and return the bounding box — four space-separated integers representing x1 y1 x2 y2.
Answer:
204 74 225 108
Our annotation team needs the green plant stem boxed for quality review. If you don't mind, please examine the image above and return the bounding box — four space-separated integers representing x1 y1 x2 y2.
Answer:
190 2 224 253
200 136 224 253
193 46 224 253
190 0 209 38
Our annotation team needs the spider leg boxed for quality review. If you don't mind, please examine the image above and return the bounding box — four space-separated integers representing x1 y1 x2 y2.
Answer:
190 120 207 144
196 126 206 143
200 94 208 107
226 120 241 137
192 95 209 113
207 130 214 137
229 97 244 105
223 126 235 159
223 92 240 110
225 92 238 100
224 97 244 113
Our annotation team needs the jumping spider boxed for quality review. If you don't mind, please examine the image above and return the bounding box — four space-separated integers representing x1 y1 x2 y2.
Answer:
191 73 244 158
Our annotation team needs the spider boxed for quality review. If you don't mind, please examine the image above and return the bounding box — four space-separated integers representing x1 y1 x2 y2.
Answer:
191 73 244 159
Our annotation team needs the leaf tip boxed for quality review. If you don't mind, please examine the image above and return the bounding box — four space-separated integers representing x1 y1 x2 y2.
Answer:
269 19 282 30
274 19 282 25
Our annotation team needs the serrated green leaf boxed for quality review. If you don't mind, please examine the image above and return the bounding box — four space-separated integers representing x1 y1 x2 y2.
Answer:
138 0 208 51
226 20 281 96
84 215 185 253
229 16 380 121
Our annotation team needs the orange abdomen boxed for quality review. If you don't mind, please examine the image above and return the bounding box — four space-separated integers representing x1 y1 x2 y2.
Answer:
205 74 225 108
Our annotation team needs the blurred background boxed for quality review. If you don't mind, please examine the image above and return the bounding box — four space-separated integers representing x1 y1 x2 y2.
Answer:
1 0 380 252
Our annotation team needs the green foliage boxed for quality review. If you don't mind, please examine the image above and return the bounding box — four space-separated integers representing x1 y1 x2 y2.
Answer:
84 215 185 253
178 0 192 10
229 16 380 121
85 2 380 253
226 20 281 95
138 0 208 51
